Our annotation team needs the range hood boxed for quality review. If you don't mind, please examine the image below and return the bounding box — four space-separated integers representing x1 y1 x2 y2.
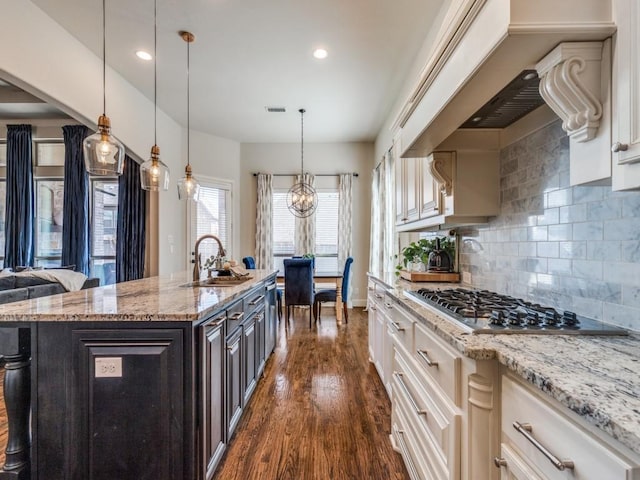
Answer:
395 0 615 159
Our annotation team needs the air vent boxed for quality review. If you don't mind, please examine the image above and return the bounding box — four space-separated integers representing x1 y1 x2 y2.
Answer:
460 70 545 128
265 106 286 113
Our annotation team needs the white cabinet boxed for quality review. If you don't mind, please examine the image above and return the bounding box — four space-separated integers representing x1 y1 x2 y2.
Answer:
612 0 640 190
498 374 640 480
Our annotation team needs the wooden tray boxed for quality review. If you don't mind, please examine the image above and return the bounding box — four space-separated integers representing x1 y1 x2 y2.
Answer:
399 270 460 283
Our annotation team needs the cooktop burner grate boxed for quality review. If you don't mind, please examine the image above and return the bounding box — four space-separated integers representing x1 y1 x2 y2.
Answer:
405 288 628 335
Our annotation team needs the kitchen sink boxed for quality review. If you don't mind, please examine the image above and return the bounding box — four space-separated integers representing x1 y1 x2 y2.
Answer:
180 276 252 288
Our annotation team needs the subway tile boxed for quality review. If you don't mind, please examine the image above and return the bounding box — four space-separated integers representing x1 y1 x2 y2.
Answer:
559 241 587 259
548 224 572 241
537 242 559 258
586 198 622 221
572 221 604 241
604 217 640 241
528 226 548 241
546 188 573 208
559 204 587 223
536 208 559 226
572 259 603 280
587 241 621 261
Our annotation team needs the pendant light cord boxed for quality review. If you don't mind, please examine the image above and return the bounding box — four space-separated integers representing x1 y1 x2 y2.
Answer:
102 0 106 115
153 0 157 146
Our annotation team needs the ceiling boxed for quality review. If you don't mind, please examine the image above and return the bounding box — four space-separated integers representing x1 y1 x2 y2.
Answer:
16 0 444 143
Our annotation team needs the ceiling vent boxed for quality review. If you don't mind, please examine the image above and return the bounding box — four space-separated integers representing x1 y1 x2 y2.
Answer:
460 70 545 128
265 106 286 113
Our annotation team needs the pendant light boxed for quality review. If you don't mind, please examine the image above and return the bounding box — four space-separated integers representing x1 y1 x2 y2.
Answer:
140 0 170 191
83 0 125 176
287 109 317 218
177 31 200 201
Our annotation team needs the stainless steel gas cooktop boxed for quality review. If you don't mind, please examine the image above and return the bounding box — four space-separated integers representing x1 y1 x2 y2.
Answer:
405 288 628 335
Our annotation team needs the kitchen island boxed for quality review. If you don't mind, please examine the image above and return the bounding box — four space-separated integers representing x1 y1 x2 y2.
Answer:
368 272 640 479
0 270 279 480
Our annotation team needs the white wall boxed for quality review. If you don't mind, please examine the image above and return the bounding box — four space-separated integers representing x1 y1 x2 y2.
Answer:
183 128 241 263
240 142 372 306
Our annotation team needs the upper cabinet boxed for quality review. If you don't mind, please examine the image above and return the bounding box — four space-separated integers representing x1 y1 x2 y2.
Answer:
612 0 640 190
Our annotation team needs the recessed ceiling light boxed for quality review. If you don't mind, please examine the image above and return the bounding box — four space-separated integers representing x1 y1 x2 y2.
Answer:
136 50 152 61
313 48 328 60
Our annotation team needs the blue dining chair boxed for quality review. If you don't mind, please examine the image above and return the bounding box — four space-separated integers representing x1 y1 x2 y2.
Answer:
283 258 315 327
314 257 353 323
243 256 281 319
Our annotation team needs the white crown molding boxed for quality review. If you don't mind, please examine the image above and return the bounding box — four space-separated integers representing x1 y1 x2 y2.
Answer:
536 42 604 142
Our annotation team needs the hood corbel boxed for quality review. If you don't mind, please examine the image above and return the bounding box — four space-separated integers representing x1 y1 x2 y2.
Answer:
535 42 605 142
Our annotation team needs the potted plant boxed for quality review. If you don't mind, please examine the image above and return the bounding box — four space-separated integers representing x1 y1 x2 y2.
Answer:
395 237 456 276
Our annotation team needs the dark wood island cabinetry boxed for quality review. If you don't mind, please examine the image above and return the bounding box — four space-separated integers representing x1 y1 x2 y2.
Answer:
0 270 278 480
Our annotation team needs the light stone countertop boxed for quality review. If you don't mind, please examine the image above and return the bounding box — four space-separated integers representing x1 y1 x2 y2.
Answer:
0 270 277 322
368 271 640 457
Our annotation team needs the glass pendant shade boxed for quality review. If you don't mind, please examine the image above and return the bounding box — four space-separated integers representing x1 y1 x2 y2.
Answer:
177 164 200 201
83 115 125 176
140 145 170 191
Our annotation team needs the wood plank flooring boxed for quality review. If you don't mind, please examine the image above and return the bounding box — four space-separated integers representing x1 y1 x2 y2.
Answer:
0 308 407 479
214 307 409 480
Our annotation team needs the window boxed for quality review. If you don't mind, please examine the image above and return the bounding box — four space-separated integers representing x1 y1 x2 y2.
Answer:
35 179 64 267
188 179 232 266
90 180 118 285
272 189 339 273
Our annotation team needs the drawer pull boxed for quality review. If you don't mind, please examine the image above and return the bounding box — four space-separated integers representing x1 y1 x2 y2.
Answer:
374 293 384 299
393 372 427 417
417 350 438 368
249 295 265 306
228 312 244 321
395 426 419 480
493 457 507 468
513 421 574 471
390 321 405 332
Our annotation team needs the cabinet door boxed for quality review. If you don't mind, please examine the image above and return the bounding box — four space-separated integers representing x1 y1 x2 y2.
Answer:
419 156 440 218
613 0 640 167
71 329 184 480
243 314 257 404
202 315 226 479
226 329 243 439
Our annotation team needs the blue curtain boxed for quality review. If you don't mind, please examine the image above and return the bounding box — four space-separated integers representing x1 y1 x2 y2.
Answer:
61 125 89 274
4 125 34 269
116 155 146 282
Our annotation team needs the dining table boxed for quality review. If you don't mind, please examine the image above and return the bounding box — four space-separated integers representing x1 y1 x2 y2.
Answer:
277 270 344 322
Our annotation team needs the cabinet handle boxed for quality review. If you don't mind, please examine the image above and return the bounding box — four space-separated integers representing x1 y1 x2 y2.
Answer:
417 350 439 368
394 426 420 480
512 421 574 471
393 372 427 417
229 312 244 321
611 142 629 153
374 293 384 299
493 457 507 468
249 295 265 306
390 321 405 332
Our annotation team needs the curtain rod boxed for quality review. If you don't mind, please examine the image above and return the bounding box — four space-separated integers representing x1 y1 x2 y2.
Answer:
252 172 359 177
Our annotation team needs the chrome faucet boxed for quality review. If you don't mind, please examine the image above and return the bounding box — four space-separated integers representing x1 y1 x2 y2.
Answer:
193 234 226 281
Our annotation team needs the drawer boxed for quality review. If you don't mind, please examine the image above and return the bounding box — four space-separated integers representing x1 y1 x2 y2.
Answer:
388 301 415 352
393 345 460 480
414 321 462 406
244 286 266 314
502 375 640 480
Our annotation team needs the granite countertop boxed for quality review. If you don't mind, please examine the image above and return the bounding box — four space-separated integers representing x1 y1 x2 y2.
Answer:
368 271 640 457
0 270 277 322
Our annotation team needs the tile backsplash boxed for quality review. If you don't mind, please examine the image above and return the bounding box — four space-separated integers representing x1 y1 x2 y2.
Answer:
459 120 640 332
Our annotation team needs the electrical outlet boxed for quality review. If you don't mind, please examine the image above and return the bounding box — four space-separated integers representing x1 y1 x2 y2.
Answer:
95 357 123 378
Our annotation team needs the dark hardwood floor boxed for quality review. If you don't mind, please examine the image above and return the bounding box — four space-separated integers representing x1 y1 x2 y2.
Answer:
214 307 409 480
0 308 406 479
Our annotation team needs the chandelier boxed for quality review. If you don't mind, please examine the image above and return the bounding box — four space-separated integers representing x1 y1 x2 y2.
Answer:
287 109 317 218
